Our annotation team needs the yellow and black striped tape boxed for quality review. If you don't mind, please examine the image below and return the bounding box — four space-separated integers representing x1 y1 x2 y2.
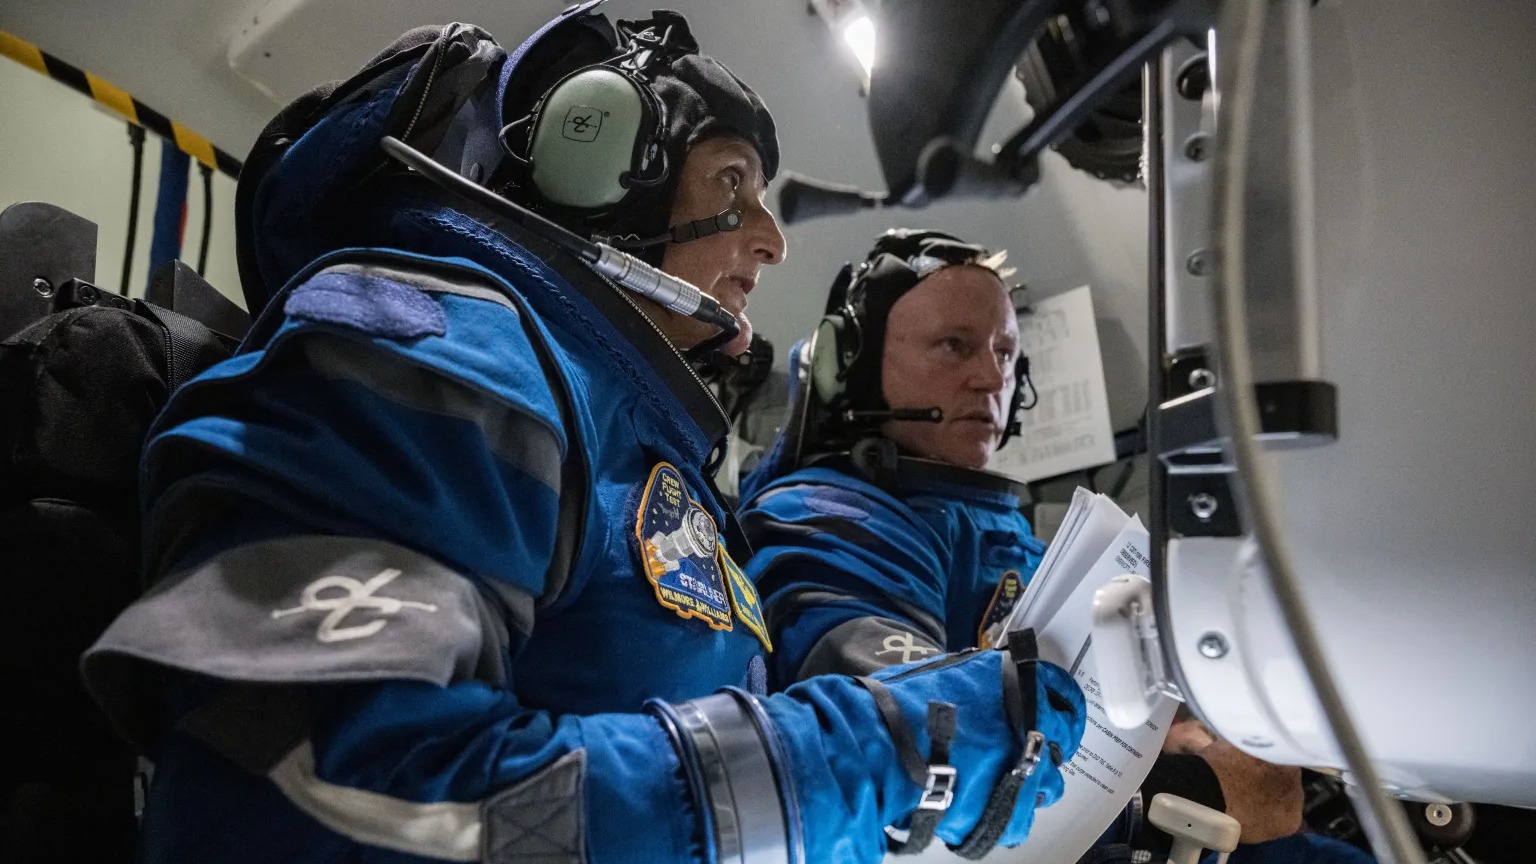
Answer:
0 29 243 178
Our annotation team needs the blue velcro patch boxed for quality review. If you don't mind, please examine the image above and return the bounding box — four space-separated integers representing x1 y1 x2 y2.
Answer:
743 654 768 696
805 487 871 521
285 271 446 340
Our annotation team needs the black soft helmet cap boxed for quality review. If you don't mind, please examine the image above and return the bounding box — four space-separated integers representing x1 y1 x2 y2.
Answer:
840 229 996 411
500 9 778 265
597 11 778 264
799 228 1019 460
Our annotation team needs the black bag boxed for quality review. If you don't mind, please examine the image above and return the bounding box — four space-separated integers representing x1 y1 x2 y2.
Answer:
1 204 247 862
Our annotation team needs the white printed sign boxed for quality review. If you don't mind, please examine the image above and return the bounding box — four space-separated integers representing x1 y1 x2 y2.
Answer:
988 286 1116 484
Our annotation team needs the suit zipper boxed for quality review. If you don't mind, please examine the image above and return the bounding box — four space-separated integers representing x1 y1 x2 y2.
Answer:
598 273 730 432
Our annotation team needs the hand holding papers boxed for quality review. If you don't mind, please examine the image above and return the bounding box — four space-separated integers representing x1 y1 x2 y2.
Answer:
996 489 1177 863
893 489 1178 864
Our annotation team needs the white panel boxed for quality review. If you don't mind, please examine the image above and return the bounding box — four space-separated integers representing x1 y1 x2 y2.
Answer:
1176 0 1536 805
226 0 551 105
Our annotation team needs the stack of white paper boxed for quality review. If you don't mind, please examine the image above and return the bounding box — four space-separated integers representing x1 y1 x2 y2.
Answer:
896 488 1177 864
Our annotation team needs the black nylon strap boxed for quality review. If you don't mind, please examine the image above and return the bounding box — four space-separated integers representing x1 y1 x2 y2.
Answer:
1010 628 1039 740
948 749 1029 860
130 299 220 390
155 304 216 389
854 676 927 787
858 673 959 856
897 702 957 854
949 631 1043 860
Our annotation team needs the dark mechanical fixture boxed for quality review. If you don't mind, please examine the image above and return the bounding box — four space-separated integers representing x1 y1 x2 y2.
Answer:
778 0 1216 223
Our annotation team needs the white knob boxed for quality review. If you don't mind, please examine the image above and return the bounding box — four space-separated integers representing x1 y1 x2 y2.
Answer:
1148 792 1242 864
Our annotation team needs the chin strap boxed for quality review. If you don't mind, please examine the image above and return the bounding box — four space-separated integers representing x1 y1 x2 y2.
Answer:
599 206 743 249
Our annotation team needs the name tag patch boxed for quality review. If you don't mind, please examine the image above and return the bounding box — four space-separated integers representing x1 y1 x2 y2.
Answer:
978 569 1025 650
635 463 732 631
721 549 772 653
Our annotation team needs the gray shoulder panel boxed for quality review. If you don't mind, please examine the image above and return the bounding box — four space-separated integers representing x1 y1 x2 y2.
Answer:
84 534 526 749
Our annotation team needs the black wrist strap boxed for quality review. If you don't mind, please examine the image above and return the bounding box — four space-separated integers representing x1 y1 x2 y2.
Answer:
949 630 1048 860
897 701 956 854
855 676 957 855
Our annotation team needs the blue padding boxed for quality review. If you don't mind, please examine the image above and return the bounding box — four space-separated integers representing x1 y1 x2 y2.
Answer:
148 142 190 290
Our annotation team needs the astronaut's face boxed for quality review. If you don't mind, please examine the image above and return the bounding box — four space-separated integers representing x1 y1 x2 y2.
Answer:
880 265 1018 470
655 134 787 356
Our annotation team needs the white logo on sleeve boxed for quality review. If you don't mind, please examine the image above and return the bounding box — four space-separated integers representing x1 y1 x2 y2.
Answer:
876 632 939 664
271 568 438 643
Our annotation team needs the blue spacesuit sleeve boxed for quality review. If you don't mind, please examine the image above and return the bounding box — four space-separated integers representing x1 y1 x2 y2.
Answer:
740 474 952 687
83 264 706 863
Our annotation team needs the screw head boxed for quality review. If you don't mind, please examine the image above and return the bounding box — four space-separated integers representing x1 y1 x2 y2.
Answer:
1188 367 1216 390
1186 249 1214 276
1189 492 1219 521
1184 134 1210 162
1425 803 1453 827
1197 632 1229 659
78 284 98 303
32 277 54 297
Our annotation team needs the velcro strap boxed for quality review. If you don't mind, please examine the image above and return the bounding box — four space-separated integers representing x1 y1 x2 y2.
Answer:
947 730 1043 860
854 676 927 787
1009 628 1039 740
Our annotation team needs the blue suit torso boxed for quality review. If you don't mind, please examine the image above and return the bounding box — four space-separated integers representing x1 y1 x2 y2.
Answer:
88 206 771 863
739 461 1045 688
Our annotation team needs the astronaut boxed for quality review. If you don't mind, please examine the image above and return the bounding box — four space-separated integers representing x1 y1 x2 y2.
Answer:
738 228 1331 860
81 7 1084 864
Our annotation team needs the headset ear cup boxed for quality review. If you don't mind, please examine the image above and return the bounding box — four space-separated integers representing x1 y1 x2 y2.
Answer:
526 66 657 210
811 315 847 406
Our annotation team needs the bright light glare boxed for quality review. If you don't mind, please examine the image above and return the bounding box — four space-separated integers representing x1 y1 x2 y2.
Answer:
842 15 876 77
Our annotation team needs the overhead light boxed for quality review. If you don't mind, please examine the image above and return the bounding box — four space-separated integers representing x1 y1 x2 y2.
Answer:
842 14 876 79
809 0 876 88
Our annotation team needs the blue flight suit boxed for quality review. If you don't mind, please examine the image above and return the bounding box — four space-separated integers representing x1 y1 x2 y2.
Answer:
85 228 775 862
80 16 1088 864
80 19 776 860
741 461 1367 864
739 462 1045 689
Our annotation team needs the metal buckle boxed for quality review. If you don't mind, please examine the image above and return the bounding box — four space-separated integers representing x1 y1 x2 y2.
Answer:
1015 730 1046 780
918 764 957 811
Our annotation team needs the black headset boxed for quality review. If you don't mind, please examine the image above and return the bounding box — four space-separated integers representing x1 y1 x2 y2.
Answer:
806 230 1037 447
